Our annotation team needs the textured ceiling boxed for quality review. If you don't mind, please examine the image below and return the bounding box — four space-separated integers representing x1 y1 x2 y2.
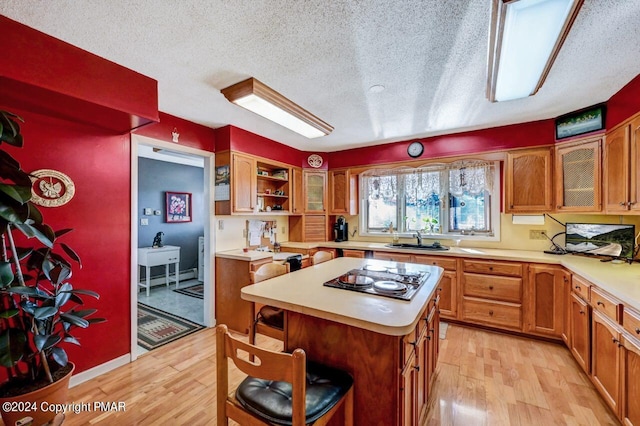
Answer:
2 1 640 152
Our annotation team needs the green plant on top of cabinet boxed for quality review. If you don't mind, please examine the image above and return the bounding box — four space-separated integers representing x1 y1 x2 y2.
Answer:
505 147 553 213
554 137 602 212
603 115 640 213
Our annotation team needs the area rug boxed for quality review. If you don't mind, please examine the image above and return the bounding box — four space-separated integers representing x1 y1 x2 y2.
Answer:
439 322 448 340
137 303 204 350
173 283 204 299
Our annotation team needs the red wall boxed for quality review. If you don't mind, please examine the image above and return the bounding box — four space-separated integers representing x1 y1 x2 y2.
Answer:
1 105 132 374
607 73 640 129
134 112 216 151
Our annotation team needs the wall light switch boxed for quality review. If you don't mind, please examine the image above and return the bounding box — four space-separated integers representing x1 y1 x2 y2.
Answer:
218 220 224 230
140 218 149 226
143 208 152 215
154 210 161 216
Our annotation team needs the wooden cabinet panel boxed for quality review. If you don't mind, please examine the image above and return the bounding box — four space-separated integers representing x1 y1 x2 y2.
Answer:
291 167 303 215
412 255 457 271
461 298 522 330
591 310 621 414
341 249 366 258
621 332 640 426
373 251 413 263
562 273 571 345
436 271 457 319
399 350 417 426
623 308 640 338
303 215 327 242
569 292 591 374
526 265 566 339
604 123 631 213
592 286 621 323
554 138 602 212
329 169 358 215
461 259 523 277
232 153 256 213
572 274 591 301
463 273 522 303
505 147 553 212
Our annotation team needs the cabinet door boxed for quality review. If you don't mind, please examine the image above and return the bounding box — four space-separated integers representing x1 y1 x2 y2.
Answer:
604 124 631 213
304 170 327 213
554 138 602 212
621 333 640 426
592 310 621 414
399 351 417 426
505 148 553 212
631 116 640 212
232 153 256 213
329 169 358 215
526 265 566 338
562 274 571 346
291 167 303 214
570 292 591 374
437 271 457 319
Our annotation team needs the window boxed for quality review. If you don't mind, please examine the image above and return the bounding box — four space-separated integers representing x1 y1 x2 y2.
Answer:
360 160 500 240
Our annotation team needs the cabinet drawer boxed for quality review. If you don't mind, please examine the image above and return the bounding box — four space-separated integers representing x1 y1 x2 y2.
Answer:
146 250 179 265
412 255 457 271
462 298 522 330
591 286 620 322
373 252 413 263
463 273 522 303
342 249 366 258
462 260 522 277
571 275 591 301
623 308 640 338
250 258 272 272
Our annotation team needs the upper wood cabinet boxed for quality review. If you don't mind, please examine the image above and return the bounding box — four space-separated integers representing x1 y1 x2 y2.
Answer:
329 169 358 215
291 167 303 215
303 170 327 213
232 152 256 213
604 116 640 213
505 147 553 213
554 138 602 212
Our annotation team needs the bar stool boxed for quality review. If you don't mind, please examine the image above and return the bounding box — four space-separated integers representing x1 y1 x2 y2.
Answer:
311 250 334 265
216 324 354 426
249 262 289 347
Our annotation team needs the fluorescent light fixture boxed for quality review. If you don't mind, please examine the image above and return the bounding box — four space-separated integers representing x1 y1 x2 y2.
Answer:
487 0 583 102
512 214 545 225
221 77 333 138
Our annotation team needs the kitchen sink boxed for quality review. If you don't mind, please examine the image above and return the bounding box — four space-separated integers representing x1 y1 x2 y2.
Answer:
385 243 449 251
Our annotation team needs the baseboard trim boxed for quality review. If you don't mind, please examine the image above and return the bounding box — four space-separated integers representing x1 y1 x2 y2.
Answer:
140 268 197 289
69 354 130 388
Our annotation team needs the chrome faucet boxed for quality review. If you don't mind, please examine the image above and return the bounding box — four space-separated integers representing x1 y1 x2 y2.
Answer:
414 230 423 245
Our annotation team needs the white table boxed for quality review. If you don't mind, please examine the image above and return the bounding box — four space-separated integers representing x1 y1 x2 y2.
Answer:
138 245 180 296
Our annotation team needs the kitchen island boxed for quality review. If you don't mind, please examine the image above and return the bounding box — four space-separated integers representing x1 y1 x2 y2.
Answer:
241 257 444 425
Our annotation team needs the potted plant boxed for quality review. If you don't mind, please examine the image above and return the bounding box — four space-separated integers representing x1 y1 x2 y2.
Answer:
0 109 105 425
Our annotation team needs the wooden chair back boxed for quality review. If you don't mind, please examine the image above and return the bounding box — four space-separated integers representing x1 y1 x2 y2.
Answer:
216 324 306 426
250 262 290 284
311 250 334 265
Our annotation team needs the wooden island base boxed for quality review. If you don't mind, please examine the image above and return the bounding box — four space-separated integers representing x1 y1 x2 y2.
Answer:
285 290 440 425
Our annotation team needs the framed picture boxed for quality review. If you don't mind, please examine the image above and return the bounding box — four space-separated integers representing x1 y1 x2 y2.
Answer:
166 192 192 223
555 103 606 140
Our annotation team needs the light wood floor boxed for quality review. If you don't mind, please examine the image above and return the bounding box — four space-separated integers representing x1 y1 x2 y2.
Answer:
59 324 618 425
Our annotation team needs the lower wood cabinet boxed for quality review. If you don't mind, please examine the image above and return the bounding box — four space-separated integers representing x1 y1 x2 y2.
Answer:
525 264 568 339
374 251 413 262
591 310 622 414
621 331 640 425
569 291 591 374
411 255 457 319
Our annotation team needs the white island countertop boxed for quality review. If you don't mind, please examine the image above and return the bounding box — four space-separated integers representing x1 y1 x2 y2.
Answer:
241 257 443 336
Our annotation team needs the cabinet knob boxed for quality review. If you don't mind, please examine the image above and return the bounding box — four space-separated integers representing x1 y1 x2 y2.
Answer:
579 310 585 315
575 285 581 290
612 337 619 344
635 328 640 335
414 365 420 371
510 205 514 209
489 266 493 271
437 287 443 292
620 201 627 206
489 310 494 316
489 286 494 290
630 201 637 206
597 301 604 307
409 340 417 347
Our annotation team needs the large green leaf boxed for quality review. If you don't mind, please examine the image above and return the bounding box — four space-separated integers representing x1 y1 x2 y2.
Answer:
59 312 89 328
0 200 28 224
51 347 68 367
0 308 19 319
13 222 54 248
69 308 97 318
34 306 58 320
4 285 39 297
55 283 72 307
34 334 61 352
62 334 80 346
0 261 14 287
15 246 33 261
64 288 100 299
0 183 31 204
0 111 24 148
60 243 81 267
0 328 26 367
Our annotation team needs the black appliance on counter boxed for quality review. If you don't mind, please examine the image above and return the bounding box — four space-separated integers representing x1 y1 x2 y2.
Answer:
333 215 348 242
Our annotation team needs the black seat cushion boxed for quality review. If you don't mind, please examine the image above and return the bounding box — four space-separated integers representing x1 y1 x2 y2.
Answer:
258 305 284 329
235 361 353 426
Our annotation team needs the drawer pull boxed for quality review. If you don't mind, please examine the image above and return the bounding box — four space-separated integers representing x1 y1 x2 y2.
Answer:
620 201 627 206
414 365 420 371
408 341 417 347
489 266 494 271
597 301 605 307
489 286 494 290
437 287 443 292
489 310 494 316
612 338 620 344
575 285 581 290
636 328 640 335
432 262 437 265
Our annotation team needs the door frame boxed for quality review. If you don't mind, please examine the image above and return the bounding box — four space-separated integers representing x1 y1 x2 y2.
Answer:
130 134 215 360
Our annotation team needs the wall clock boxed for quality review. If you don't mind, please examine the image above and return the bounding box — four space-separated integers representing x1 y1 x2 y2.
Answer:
307 154 323 168
407 141 424 158
30 169 75 207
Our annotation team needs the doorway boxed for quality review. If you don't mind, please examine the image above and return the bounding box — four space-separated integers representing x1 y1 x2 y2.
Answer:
130 135 215 360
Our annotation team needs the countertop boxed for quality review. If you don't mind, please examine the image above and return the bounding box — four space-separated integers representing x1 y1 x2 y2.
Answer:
241 257 443 336
219 241 640 312
215 249 307 262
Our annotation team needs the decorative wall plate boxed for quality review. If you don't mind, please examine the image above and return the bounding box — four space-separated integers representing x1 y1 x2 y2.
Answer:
307 154 323 168
29 169 75 207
